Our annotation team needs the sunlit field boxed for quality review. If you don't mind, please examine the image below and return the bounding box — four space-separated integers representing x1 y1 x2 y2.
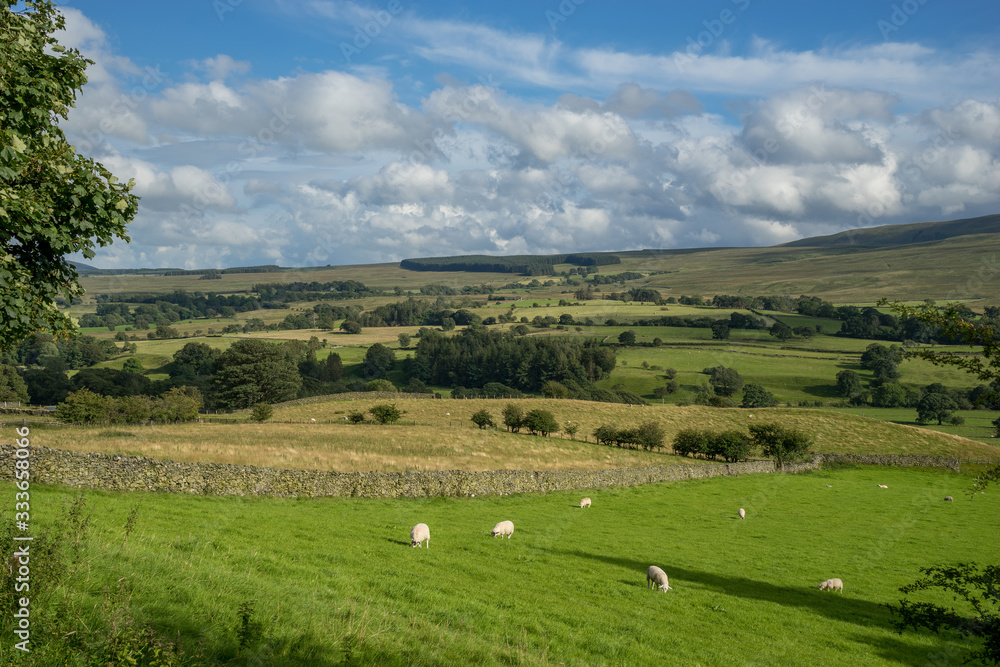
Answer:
4 465 996 665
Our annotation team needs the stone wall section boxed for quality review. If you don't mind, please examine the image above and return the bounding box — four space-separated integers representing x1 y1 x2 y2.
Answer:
0 446 963 499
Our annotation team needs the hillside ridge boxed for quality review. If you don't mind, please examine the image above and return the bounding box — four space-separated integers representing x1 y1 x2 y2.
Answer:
780 213 1000 248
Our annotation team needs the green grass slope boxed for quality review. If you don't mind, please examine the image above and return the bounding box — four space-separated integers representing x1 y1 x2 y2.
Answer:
4 466 997 665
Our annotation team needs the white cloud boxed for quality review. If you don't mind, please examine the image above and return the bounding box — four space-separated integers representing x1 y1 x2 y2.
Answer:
192 55 252 80
55 6 1000 268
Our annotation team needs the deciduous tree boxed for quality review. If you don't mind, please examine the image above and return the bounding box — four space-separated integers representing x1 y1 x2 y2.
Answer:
213 339 301 409
748 421 811 469
709 366 744 397
741 383 777 408
916 392 958 425
470 409 495 430
1 1 139 348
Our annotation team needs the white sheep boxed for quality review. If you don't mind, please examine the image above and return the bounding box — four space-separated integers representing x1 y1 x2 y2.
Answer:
491 520 514 539
944 496 954 502
877 484 888 489
579 497 591 509
410 523 430 548
647 565 672 592
818 578 843 592
738 508 746 519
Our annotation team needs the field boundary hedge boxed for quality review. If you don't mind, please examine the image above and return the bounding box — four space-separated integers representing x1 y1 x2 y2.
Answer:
0 446 965 499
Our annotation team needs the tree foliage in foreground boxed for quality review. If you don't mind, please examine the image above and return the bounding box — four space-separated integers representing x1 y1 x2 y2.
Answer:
1 1 139 348
887 563 1000 665
885 300 1000 663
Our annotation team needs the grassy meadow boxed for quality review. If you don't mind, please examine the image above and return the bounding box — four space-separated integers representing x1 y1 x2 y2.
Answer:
4 465 997 665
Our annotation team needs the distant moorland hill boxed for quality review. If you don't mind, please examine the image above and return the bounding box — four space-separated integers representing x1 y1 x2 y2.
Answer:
76 213 1000 303
781 213 1000 248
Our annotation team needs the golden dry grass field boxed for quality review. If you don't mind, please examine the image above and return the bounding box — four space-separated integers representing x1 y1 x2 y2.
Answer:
28 399 1000 473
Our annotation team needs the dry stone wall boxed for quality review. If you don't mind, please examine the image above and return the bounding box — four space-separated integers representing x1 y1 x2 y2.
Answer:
0 446 963 499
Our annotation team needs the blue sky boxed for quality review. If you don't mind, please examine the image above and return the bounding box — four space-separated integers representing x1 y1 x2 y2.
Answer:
55 0 1000 269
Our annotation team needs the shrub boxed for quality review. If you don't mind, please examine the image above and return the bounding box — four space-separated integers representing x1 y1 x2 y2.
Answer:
346 410 366 424
470 409 495 430
672 428 710 458
121 358 144 374
742 383 777 408
634 421 666 450
523 409 559 436
749 421 812 468
502 403 524 433
56 388 111 424
340 320 362 334
154 387 202 422
712 430 754 462
709 366 744 397
542 380 569 398
250 403 273 422
369 403 402 425
108 395 152 425
592 424 618 446
365 379 397 393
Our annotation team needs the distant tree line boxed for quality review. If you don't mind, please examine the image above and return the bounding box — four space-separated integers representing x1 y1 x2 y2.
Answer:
161 264 284 276
251 280 381 303
589 271 645 285
400 252 620 276
83 292 262 329
55 386 202 424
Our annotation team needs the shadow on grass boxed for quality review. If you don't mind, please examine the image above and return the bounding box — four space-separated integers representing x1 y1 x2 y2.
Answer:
549 547 890 627
548 547 964 662
850 629 979 667
801 384 840 399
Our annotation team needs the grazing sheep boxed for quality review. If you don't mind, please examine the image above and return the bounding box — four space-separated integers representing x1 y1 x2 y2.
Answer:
491 520 514 539
579 497 591 509
944 496 954 502
818 578 843 592
647 565 672 592
410 523 430 548
877 484 888 489
738 508 746 520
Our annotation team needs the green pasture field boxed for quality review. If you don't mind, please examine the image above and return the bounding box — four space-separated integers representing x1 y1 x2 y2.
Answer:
756 311 844 334
4 466 997 665
600 342 982 405
826 407 1000 447
495 301 718 322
